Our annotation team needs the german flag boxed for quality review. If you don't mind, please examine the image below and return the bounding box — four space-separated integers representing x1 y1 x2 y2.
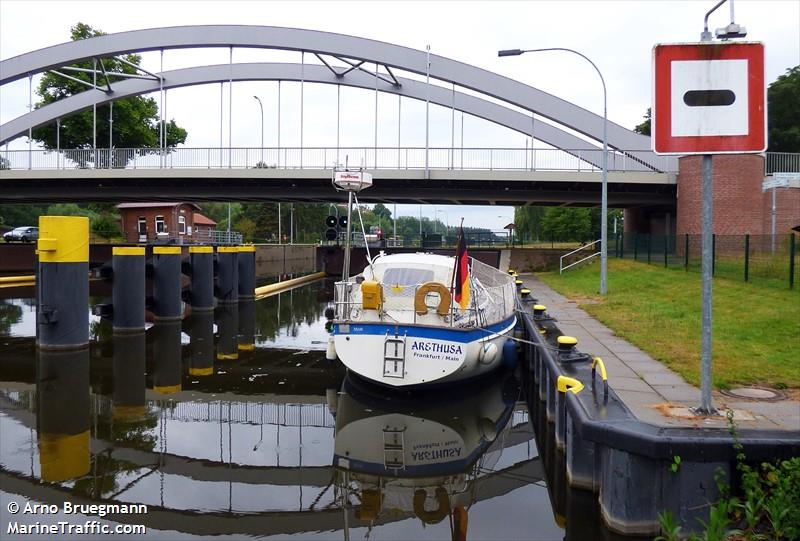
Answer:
453 226 470 310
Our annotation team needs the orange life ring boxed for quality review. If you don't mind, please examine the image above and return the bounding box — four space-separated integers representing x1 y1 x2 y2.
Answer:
413 487 450 524
414 282 452 316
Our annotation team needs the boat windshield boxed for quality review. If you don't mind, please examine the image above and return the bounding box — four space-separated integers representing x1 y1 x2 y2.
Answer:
382 267 435 286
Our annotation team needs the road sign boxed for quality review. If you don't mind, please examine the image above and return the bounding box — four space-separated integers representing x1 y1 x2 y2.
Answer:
763 173 800 191
652 42 765 155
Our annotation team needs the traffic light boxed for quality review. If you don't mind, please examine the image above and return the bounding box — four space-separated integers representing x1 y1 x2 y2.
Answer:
339 216 348 228
325 215 338 242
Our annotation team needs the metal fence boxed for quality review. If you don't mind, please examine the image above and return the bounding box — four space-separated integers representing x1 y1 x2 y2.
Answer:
765 152 800 174
614 233 799 289
1 146 676 173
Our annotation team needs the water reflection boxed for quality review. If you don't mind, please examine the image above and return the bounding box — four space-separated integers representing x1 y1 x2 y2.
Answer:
333 372 531 537
0 280 571 539
37 349 91 483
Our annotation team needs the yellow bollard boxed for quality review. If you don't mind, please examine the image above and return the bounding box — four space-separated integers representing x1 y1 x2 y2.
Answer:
37 216 89 350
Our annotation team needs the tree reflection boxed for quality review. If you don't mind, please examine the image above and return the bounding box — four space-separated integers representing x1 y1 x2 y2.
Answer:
0 301 23 335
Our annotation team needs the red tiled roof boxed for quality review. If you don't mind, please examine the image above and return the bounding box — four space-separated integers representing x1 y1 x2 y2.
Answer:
193 213 217 226
117 202 200 210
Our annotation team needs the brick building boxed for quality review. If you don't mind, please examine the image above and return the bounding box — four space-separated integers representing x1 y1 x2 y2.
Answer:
117 203 216 244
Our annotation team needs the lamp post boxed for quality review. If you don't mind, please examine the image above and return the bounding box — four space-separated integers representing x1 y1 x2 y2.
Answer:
499 47 608 295
437 209 449 237
253 95 264 165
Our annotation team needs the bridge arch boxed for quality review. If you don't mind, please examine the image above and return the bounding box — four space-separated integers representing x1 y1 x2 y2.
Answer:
0 25 667 170
1 62 665 172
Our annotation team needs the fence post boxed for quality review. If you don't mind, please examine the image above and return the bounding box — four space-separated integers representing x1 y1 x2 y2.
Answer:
647 234 652 265
684 234 689 271
620 232 624 258
712 234 716 276
790 233 796 290
633 233 638 261
744 234 750 283
664 235 668 268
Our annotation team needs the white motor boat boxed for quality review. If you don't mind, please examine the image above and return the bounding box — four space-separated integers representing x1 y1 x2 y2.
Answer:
329 251 518 388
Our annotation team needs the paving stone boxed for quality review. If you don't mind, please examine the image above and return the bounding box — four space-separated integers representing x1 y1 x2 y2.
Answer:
652 384 701 403
608 376 655 393
641 372 688 386
615 352 655 363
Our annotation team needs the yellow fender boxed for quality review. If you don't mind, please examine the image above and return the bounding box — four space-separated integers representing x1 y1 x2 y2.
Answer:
414 282 452 316
413 487 450 524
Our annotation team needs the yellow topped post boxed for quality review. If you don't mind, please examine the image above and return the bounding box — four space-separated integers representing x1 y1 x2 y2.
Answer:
37 216 90 350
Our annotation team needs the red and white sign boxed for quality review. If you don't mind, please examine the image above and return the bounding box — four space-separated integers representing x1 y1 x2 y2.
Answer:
652 42 766 155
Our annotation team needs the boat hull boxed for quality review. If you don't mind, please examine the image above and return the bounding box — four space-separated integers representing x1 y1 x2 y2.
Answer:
332 316 516 388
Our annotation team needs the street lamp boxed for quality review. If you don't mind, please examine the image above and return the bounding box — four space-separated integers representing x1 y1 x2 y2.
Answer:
437 209 449 236
498 47 609 295
253 95 264 165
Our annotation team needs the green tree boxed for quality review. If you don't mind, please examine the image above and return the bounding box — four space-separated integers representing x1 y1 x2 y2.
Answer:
767 65 800 153
634 107 651 136
540 208 593 242
515 206 545 242
31 23 187 168
372 203 392 221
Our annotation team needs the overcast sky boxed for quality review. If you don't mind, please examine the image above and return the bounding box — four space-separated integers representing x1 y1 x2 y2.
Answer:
1 0 798 230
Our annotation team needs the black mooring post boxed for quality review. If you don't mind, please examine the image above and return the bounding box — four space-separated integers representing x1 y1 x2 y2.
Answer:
189 246 215 312
237 245 256 300
112 247 145 333
153 246 183 321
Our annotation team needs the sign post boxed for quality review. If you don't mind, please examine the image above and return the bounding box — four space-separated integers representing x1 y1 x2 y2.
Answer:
652 40 766 415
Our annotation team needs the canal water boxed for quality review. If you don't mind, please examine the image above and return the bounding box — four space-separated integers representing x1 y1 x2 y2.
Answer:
0 277 641 540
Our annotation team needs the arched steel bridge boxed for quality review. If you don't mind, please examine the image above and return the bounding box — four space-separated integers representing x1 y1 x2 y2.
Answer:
0 25 677 206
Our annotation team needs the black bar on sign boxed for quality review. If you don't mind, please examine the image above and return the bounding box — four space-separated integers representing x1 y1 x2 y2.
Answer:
683 89 736 107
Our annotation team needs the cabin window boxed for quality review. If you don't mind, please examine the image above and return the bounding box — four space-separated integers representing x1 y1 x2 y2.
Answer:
383 268 435 286
155 215 166 234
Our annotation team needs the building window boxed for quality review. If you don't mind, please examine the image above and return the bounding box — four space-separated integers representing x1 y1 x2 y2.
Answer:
178 215 186 234
155 215 166 235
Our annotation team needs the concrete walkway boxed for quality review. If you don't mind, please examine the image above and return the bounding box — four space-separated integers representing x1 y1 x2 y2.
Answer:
519 273 800 431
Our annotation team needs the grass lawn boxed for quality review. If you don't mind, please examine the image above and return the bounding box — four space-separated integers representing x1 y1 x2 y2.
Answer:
537 259 800 389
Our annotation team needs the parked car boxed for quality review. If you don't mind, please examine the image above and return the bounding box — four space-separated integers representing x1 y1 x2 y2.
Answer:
3 226 39 243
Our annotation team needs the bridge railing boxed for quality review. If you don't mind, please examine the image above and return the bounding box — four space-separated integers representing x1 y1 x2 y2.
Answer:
0 146 678 173
766 152 800 174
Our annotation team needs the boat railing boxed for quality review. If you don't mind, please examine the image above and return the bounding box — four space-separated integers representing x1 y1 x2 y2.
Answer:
334 280 358 321
334 262 516 327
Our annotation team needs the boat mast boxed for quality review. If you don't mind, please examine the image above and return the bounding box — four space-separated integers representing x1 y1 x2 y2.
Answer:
332 161 373 283
343 190 354 282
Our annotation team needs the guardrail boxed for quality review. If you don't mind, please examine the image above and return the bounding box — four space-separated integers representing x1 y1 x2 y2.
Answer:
559 239 601 273
0 146 677 173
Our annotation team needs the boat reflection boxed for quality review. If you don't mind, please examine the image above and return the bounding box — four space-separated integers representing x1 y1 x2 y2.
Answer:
333 372 541 538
